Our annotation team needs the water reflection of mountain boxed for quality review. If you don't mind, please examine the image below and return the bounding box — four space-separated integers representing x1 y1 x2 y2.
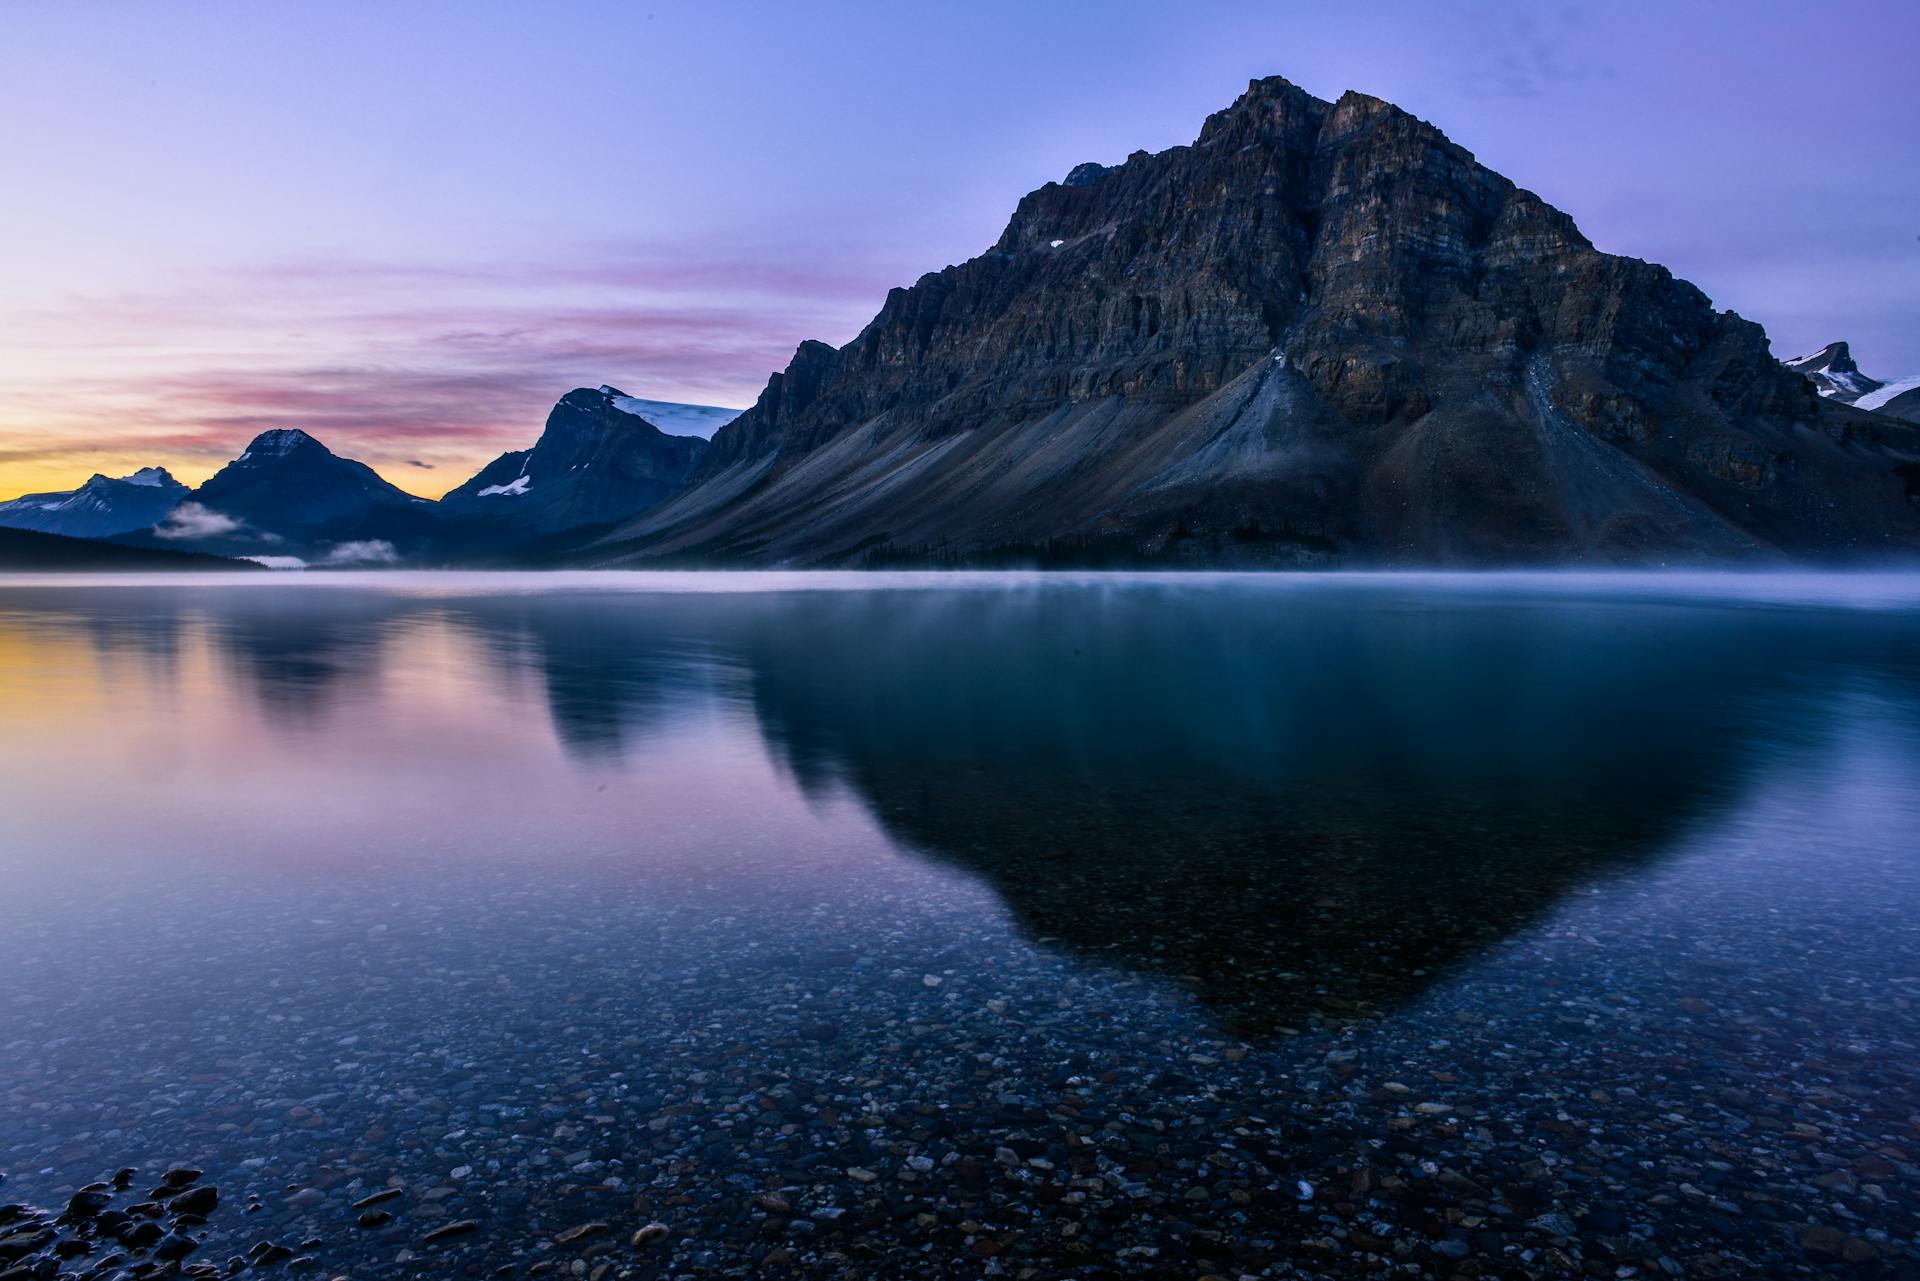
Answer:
22 579 1920 1032
449 595 739 761
732 586 1920 1030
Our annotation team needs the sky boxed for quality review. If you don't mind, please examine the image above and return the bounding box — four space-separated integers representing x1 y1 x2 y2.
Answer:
1 0 1915 500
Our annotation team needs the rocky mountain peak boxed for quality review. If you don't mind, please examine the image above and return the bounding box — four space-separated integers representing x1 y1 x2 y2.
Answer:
1786 341 1858 374
236 428 328 461
440 386 709 535
190 428 422 542
1782 340 1882 403
594 73 1920 567
77 466 186 493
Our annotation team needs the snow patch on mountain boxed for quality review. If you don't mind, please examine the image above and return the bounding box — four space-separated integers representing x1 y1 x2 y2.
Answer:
478 475 531 497
596 387 742 440
1856 376 1920 413
1815 370 1874 398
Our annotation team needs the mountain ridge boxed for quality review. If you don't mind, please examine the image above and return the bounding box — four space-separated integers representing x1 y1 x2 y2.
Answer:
0 467 190 539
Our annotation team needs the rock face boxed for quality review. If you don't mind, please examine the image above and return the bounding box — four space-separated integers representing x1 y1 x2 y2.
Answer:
442 387 709 537
0 467 189 539
593 77 1920 566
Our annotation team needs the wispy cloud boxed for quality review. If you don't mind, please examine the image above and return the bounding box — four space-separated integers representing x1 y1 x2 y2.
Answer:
1456 2 1616 99
154 502 255 541
320 539 400 566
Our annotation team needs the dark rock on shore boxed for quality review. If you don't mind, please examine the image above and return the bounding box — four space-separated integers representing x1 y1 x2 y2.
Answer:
0 1166 294 1280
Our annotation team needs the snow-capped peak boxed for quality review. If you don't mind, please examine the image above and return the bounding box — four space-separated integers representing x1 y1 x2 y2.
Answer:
1785 342 1851 371
1780 340 1883 404
243 428 321 457
122 466 175 487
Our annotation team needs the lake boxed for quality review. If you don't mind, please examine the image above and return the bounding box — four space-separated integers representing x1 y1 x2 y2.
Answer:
2 571 1918 1279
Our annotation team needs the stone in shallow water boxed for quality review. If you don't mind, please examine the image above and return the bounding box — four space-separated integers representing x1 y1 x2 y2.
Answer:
419 1220 478 1245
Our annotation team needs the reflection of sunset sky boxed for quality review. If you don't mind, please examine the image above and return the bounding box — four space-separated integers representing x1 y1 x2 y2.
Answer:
3 1 1915 500
0 590 911 897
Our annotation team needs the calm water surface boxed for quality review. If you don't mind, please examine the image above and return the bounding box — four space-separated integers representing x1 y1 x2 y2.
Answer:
2 572 1918 1280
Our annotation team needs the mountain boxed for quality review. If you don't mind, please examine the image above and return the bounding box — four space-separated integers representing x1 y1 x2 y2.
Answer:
586 77 1920 567
440 386 709 536
143 428 435 562
191 428 424 527
0 467 189 539
0 526 258 572
1782 341 1882 403
1856 377 1920 424
1784 342 1920 425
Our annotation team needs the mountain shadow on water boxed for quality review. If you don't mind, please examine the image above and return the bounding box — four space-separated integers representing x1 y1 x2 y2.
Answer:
728 585 1920 1031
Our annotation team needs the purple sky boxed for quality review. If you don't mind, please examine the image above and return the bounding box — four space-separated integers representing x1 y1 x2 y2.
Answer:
1 0 1915 498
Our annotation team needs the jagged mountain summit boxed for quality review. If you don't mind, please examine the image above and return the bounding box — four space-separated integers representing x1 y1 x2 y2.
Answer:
0 467 189 539
1783 341 1920 425
1782 341 1882 403
1781 338 1920 422
586 77 1920 567
441 386 709 536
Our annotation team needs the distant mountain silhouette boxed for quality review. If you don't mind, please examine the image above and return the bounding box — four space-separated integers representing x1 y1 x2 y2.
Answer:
0 467 189 539
0 525 257 571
